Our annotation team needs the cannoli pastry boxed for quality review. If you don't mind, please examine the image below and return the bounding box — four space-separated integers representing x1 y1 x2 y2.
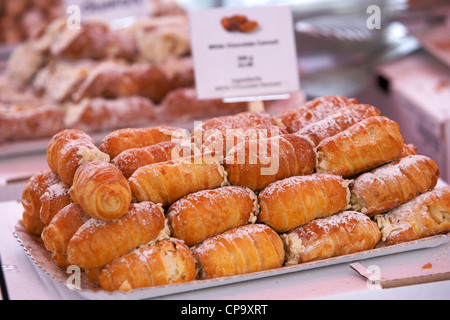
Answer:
375 186 450 246
192 111 281 142
64 96 157 133
160 56 195 89
21 170 61 235
316 116 405 178
223 134 316 191
167 186 258 246
350 155 440 217
192 224 285 279
67 201 167 270
257 173 351 233
6 42 47 86
160 87 248 122
98 239 196 291
0 104 65 144
277 95 358 133
200 124 288 158
39 182 72 226
99 125 189 159
46 129 110 185
111 140 195 178
295 104 381 146
41 203 91 268
128 155 227 206
72 61 172 104
283 211 381 264
70 161 132 220
133 15 190 63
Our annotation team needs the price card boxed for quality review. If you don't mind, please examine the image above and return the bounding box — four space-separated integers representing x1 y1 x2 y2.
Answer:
189 5 300 101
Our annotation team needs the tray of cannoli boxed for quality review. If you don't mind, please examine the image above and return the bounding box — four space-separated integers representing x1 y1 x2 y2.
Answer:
14 95 450 299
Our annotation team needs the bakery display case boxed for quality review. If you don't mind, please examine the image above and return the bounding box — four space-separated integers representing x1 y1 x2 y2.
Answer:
1 0 450 301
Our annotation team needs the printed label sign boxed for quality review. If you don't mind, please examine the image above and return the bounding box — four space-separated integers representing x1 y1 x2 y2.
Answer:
190 5 300 100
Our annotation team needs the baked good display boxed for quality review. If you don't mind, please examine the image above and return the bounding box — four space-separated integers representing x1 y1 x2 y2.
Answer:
223 134 316 191
69 161 132 220
17 94 449 294
167 186 258 246
375 186 450 246
67 201 167 270
350 155 440 217
283 211 381 264
98 239 196 291
191 224 285 279
257 173 351 233
316 116 405 178
46 128 110 185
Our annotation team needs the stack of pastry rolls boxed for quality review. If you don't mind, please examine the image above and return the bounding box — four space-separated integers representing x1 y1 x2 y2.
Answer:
20 95 450 293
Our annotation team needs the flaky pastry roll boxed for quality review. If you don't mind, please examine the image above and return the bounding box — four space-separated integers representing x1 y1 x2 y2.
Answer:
111 140 195 178
283 211 381 264
350 155 439 217
375 186 450 246
295 104 380 146
41 203 91 268
223 134 316 191
22 170 61 235
277 95 358 133
192 111 281 141
70 161 132 220
99 125 189 159
316 116 405 178
98 239 196 292
129 155 227 206
258 173 351 233
46 129 110 185
167 186 258 246
67 202 167 270
39 182 72 226
192 224 285 279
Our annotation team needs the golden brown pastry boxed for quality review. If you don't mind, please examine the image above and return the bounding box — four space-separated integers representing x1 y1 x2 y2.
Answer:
167 186 258 246
111 140 195 179
0 104 65 144
201 124 288 158
375 186 450 246
223 134 316 191
21 170 61 235
257 173 351 233
41 203 91 268
192 224 285 279
72 61 172 104
192 111 281 142
99 125 189 159
70 161 132 220
283 211 381 264
277 95 358 133
129 155 227 206
316 116 405 178
98 239 196 292
160 87 248 122
64 96 157 133
401 143 417 157
295 104 381 146
39 182 72 226
67 201 167 270
46 129 110 185
350 155 440 217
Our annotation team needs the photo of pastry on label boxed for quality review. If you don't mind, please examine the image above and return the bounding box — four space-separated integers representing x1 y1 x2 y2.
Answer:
221 15 259 33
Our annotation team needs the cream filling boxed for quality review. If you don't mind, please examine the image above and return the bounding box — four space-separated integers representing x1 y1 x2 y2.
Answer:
76 147 110 165
281 232 305 266
374 214 397 241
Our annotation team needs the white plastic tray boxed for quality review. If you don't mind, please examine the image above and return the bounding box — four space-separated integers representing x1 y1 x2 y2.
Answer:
13 220 450 300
